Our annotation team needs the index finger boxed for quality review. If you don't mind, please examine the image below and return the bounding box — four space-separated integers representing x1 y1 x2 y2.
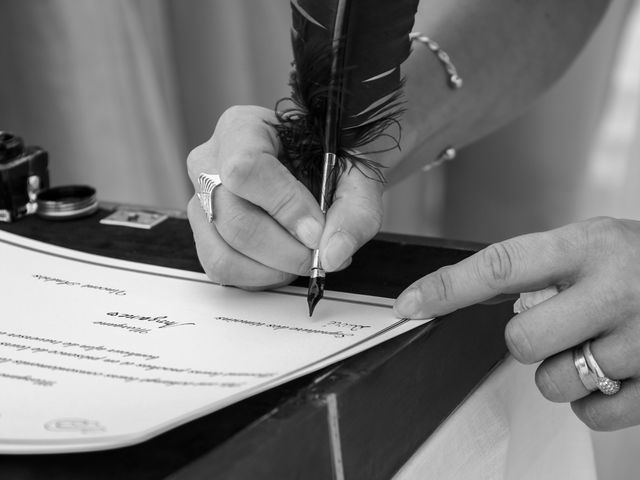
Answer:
393 226 585 319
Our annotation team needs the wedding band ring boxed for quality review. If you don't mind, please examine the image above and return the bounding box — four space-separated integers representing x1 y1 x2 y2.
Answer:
197 173 222 223
583 341 622 396
573 347 599 392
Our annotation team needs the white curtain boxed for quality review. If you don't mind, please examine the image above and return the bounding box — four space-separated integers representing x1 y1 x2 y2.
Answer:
0 0 187 208
577 0 640 221
0 0 293 209
428 0 636 243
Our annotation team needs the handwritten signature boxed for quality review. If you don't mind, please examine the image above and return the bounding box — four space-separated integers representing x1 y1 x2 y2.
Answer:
44 418 106 434
106 312 195 329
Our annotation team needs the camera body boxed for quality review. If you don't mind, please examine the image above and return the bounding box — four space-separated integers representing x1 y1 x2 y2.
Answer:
0 132 50 222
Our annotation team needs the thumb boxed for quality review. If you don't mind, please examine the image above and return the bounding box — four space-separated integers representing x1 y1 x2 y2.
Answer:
319 166 384 272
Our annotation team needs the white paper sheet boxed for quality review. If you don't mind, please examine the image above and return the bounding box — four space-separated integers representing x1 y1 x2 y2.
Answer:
0 230 428 454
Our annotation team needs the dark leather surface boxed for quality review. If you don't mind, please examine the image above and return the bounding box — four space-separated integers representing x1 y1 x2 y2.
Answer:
0 210 511 479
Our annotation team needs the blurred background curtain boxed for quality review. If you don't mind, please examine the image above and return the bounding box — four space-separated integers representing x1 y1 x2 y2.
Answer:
0 0 294 209
0 0 189 208
1 1 640 478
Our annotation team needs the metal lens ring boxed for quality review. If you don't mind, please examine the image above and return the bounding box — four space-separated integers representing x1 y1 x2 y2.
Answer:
36 185 98 220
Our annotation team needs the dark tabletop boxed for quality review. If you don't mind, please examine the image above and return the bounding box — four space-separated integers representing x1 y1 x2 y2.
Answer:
0 208 511 480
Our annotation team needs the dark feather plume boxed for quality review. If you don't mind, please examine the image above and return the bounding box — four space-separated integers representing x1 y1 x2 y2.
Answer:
274 0 419 199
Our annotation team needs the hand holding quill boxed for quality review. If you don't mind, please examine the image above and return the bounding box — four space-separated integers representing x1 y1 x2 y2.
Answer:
275 0 419 314
185 0 418 309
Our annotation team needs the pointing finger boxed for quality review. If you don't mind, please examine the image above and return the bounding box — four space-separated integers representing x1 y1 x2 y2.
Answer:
394 226 586 319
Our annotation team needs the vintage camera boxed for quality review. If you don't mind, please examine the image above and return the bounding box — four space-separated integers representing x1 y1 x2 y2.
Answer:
0 131 50 222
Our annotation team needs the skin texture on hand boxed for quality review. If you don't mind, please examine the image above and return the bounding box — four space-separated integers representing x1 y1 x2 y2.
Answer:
394 217 640 431
186 105 383 290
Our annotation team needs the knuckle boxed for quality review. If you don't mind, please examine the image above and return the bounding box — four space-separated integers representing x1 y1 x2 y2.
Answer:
587 216 621 234
545 226 578 259
477 241 519 289
218 105 248 126
268 183 300 219
581 217 624 248
617 332 640 378
604 336 634 380
566 217 639 271
504 319 536 363
591 282 635 328
219 210 261 252
220 150 260 190
614 279 638 314
217 105 274 137
535 365 564 402
422 267 455 304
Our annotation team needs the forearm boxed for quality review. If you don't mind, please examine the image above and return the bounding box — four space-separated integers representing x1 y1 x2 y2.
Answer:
385 0 611 184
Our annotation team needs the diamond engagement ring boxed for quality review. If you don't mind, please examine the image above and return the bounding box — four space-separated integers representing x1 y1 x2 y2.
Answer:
197 173 222 223
574 341 622 396
582 341 622 395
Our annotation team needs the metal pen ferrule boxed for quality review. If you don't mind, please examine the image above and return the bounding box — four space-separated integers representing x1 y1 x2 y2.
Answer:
310 152 337 274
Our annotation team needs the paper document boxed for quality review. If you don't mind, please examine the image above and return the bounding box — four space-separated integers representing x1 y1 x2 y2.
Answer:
0 230 427 454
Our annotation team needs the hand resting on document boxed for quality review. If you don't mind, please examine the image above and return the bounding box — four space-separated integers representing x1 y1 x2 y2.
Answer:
394 218 640 431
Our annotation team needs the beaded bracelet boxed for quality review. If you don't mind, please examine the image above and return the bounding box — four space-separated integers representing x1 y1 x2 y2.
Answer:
410 32 462 172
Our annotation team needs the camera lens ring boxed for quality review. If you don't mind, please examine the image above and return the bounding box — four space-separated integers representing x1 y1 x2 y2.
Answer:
36 185 98 220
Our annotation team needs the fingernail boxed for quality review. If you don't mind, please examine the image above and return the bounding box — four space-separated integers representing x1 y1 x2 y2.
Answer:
393 288 422 318
295 217 323 249
323 231 356 271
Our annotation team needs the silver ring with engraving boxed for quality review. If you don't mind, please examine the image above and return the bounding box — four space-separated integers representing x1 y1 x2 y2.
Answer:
197 173 222 223
582 341 622 396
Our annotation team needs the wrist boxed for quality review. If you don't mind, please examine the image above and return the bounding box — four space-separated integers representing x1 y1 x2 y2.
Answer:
385 32 466 184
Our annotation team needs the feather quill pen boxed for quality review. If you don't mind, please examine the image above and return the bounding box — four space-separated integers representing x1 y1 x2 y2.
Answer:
274 0 420 315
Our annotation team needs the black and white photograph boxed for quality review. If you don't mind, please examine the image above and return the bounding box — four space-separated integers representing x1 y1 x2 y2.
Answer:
1 1 639 479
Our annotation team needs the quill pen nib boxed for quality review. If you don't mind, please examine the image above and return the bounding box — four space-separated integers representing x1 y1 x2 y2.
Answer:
307 268 325 316
306 153 335 316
